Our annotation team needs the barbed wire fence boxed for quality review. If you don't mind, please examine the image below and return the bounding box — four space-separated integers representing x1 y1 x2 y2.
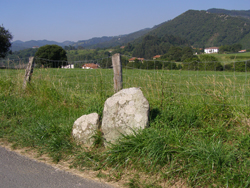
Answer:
121 55 250 108
0 54 249 108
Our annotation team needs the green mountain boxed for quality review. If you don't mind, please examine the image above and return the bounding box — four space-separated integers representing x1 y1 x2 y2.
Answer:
132 34 190 59
147 10 250 49
11 40 75 52
72 36 114 48
92 9 250 50
11 27 152 51
75 28 153 49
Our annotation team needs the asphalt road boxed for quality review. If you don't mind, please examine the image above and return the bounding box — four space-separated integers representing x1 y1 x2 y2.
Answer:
0 146 115 188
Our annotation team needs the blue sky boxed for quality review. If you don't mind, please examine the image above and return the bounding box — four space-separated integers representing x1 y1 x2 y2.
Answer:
1 0 249 42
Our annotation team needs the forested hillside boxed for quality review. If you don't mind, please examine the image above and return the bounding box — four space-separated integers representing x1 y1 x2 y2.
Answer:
207 8 250 19
148 10 250 49
7 48 38 59
131 34 190 59
80 28 153 49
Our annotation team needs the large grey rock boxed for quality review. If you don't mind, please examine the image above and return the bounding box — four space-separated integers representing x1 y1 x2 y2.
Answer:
72 113 100 146
102 87 149 144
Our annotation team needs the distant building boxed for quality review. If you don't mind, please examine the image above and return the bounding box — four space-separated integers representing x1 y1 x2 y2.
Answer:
32 46 39 49
128 57 136 62
120 46 125 49
239 49 246 53
61 64 74 69
153 55 161 59
204 47 219 54
128 57 144 63
82 63 99 69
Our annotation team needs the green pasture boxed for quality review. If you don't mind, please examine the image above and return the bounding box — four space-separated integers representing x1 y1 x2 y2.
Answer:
2 67 249 106
1 67 250 187
201 52 250 62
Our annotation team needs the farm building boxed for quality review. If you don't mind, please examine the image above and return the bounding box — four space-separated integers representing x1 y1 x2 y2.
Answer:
128 57 144 63
82 63 99 69
239 50 246 53
153 55 161 59
62 64 74 69
204 47 219 54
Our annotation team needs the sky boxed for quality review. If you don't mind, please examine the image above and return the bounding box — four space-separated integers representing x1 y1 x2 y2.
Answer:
1 0 249 42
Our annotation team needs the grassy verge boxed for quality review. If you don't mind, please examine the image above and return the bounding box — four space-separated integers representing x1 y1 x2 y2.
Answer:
1 68 250 187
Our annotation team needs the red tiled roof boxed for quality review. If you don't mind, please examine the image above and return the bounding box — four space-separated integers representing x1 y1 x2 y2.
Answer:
129 57 136 61
82 63 99 69
129 57 144 62
153 55 161 59
239 50 246 53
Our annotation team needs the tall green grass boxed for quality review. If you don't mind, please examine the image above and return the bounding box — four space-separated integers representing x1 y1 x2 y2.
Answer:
1 67 250 187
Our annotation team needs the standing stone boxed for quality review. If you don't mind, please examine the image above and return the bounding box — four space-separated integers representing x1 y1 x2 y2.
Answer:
72 113 100 147
102 87 149 144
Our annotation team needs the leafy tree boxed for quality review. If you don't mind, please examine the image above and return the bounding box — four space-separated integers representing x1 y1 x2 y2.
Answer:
182 56 200 70
219 44 242 53
234 60 250 72
160 46 197 62
77 46 84 50
104 51 111 57
35 45 67 68
166 46 183 61
99 57 112 68
181 46 195 61
132 34 189 59
124 43 134 52
7 48 38 59
0 25 13 59
64 45 76 50
199 55 223 71
182 55 223 71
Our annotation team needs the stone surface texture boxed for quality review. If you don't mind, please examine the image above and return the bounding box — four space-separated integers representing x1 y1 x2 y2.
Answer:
72 113 100 146
101 87 149 144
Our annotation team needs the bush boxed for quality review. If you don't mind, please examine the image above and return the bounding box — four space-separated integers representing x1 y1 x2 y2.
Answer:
234 60 250 72
35 45 67 68
182 55 223 71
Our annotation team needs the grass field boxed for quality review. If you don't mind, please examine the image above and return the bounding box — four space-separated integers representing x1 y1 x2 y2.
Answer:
201 52 250 62
1 67 250 187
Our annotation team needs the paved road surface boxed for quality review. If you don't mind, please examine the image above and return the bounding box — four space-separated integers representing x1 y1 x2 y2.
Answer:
0 146 115 188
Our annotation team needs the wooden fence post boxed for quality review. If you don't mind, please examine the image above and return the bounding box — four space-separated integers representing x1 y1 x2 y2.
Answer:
112 53 123 92
23 56 35 90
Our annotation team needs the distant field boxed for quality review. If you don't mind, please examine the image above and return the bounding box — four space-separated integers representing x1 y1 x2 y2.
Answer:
201 52 250 62
66 49 113 61
66 49 250 64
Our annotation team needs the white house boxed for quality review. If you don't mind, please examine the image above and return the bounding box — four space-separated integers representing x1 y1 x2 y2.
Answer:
204 47 219 54
61 64 74 69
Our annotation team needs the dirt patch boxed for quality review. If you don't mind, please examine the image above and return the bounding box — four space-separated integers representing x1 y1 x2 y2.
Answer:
244 118 250 126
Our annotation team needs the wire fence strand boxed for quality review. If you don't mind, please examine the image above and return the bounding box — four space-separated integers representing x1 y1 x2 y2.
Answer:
0 56 249 107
